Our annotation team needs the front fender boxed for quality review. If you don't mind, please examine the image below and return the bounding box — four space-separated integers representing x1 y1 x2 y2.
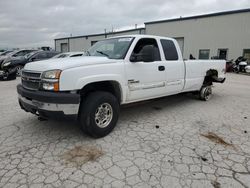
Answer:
75 74 126 102
76 74 123 89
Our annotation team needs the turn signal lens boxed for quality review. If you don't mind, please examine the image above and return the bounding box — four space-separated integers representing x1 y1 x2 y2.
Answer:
53 82 59 92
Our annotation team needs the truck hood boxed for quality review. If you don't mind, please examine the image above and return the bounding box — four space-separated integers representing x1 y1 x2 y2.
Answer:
24 56 118 72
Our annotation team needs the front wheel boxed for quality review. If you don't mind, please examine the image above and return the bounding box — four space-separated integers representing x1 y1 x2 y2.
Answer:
16 65 23 76
79 91 120 138
199 86 212 101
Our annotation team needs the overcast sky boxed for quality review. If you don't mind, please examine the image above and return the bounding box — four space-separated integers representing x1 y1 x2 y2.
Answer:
0 0 249 49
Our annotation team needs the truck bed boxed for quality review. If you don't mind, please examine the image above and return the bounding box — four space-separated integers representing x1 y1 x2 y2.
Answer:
183 60 226 92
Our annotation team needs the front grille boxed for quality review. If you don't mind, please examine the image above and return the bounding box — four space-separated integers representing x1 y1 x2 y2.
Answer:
21 70 42 90
22 71 41 78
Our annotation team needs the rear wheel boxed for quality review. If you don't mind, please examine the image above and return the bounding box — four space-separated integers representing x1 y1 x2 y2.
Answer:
199 85 212 101
79 91 120 138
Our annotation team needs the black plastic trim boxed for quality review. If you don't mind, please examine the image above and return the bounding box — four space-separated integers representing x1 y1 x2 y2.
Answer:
17 84 80 104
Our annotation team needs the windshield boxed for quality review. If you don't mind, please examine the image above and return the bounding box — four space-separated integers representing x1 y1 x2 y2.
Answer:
87 37 134 59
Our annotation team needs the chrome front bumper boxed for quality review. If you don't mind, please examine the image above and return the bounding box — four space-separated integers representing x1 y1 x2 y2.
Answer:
17 84 80 118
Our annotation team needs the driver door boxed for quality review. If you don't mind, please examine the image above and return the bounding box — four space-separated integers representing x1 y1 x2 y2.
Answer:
125 38 167 102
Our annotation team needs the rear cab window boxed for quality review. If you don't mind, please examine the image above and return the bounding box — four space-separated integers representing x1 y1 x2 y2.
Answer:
160 39 179 61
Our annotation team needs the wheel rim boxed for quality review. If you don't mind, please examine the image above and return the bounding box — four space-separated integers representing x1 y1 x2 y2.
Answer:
16 66 23 76
95 103 113 128
204 87 212 100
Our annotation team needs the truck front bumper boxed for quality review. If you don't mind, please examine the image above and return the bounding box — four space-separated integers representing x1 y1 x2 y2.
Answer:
17 84 80 119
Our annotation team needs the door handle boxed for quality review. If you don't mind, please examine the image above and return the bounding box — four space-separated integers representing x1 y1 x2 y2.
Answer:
158 66 165 71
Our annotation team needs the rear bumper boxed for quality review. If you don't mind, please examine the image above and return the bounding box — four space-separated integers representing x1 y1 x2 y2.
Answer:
17 84 80 119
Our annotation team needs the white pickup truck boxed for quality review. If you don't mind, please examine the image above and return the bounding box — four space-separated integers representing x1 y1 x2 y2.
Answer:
17 35 226 137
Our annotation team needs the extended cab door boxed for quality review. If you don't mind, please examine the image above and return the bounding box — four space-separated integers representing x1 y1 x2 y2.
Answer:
125 38 167 102
159 39 185 94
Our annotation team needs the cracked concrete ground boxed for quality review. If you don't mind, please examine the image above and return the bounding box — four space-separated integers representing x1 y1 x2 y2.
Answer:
0 73 249 188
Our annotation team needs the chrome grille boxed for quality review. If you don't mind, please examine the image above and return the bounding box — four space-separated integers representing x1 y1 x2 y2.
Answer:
21 71 41 90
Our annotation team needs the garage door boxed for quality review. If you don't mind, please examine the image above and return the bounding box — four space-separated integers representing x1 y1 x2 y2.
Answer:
174 37 184 56
61 43 69 53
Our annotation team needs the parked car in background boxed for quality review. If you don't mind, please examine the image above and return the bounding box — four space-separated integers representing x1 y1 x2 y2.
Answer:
0 50 59 80
0 49 36 68
52 52 85 58
0 50 13 56
232 56 248 73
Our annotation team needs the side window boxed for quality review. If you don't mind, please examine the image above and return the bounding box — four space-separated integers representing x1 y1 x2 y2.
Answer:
35 52 47 59
160 39 178 60
131 38 161 62
199 49 210 59
15 50 26 56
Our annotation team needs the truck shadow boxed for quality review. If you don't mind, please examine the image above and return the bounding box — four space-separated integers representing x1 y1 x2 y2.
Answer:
120 93 198 114
19 92 221 140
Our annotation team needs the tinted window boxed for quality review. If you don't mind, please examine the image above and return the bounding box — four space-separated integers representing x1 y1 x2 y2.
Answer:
160 39 178 60
199 49 210 59
14 50 26 56
132 38 161 62
35 52 47 59
46 52 58 58
243 49 250 60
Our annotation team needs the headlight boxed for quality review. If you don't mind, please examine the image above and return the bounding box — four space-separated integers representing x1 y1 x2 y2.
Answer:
41 70 61 91
3 62 11 67
1 62 11 70
42 69 61 79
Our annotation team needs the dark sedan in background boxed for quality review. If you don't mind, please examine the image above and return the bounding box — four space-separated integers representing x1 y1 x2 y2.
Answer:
0 50 59 80
0 49 36 67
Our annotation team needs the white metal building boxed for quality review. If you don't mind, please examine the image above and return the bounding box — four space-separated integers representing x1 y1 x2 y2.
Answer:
145 9 250 60
55 28 145 53
55 9 250 60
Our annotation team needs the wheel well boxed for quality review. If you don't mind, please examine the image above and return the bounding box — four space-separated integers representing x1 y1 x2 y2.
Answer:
79 81 122 103
203 69 218 86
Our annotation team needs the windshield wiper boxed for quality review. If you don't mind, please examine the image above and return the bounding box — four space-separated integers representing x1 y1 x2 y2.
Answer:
96 50 109 58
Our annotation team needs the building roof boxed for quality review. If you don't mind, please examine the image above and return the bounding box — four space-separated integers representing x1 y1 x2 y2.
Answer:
55 28 145 40
145 8 250 25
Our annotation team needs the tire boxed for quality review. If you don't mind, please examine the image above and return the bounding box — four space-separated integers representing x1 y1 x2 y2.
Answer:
199 86 212 101
79 91 120 138
16 65 23 77
4 72 16 81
